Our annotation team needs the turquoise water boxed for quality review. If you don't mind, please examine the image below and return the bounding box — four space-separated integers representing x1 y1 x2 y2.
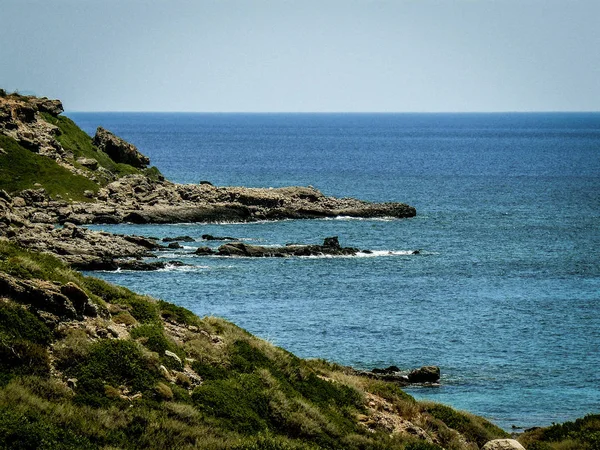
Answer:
69 112 600 430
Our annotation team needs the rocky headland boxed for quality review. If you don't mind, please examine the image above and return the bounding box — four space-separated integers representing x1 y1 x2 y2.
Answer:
0 91 415 270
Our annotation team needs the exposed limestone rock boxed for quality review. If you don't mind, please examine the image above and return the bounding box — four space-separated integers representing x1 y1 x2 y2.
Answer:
29 97 64 116
482 439 526 450
5 223 157 270
201 234 237 241
93 127 150 168
0 272 96 321
0 96 66 157
361 393 438 443
163 236 195 242
76 157 99 170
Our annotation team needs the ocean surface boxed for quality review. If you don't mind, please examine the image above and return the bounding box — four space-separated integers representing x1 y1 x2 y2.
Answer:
68 112 600 430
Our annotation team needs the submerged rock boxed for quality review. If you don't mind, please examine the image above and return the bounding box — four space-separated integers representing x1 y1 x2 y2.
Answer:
163 236 195 242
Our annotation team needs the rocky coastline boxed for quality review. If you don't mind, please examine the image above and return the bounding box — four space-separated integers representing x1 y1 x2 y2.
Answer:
0 92 415 270
1 91 598 449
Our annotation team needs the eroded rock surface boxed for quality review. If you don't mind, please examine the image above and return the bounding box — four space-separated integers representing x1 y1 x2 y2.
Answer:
93 127 150 168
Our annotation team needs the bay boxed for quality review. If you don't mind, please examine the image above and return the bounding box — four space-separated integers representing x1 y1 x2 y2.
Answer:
69 111 600 430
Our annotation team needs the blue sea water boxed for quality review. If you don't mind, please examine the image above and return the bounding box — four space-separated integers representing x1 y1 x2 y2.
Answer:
68 112 600 430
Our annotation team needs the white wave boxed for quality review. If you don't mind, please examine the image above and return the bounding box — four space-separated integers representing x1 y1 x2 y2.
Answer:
356 250 419 257
157 264 210 272
330 216 397 222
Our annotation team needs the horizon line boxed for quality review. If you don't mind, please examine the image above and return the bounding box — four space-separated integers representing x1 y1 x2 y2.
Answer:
64 110 600 114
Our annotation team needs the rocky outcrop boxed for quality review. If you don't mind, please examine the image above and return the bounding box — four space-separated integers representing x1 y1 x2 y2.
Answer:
482 439 526 450
0 95 66 157
354 365 441 385
48 176 416 224
29 97 64 116
407 366 441 383
209 236 360 257
0 272 97 321
93 127 150 168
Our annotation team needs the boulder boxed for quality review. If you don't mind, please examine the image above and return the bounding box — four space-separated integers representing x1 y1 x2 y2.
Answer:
482 439 526 450
407 366 440 383
93 127 150 168
60 282 97 317
77 157 99 170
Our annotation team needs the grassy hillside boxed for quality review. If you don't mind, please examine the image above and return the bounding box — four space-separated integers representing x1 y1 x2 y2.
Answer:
41 113 162 184
0 92 162 200
0 238 512 449
0 135 99 202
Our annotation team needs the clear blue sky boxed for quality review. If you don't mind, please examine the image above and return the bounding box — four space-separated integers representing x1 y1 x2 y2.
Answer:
1 0 599 112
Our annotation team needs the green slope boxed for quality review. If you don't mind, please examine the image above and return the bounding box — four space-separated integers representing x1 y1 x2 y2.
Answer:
0 239 511 449
0 135 99 202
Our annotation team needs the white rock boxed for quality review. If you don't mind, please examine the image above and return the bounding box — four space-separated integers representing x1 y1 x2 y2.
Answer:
482 439 526 450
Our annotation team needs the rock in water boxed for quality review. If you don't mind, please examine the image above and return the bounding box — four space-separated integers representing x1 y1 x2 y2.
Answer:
407 366 440 383
93 127 150 168
216 237 360 257
482 439 526 450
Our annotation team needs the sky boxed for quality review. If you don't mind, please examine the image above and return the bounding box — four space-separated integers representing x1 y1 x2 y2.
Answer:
1 0 599 112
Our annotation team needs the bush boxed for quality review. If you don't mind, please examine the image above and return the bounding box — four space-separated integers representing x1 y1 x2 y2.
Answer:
192 373 270 434
70 340 158 406
0 406 96 450
425 403 507 447
157 300 199 326
0 302 52 346
130 324 183 370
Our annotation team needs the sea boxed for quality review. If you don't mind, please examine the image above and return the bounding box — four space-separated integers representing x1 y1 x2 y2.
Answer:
67 111 600 431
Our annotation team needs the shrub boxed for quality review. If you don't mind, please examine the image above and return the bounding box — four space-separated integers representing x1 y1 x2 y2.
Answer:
425 403 507 447
0 340 50 385
126 297 160 324
192 373 270 434
154 382 174 401
70 340 158 407
0 302 52 346
113 311 137 326
157 300 199 326
52 328 91 371
130 324 183 370
0 406 96 450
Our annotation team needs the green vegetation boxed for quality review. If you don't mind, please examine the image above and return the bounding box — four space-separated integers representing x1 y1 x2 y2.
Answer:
41 113 163 183
519 414 600 450
3 238 592 449
40 113 141 182
0 135 99 201
424 403 509 447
